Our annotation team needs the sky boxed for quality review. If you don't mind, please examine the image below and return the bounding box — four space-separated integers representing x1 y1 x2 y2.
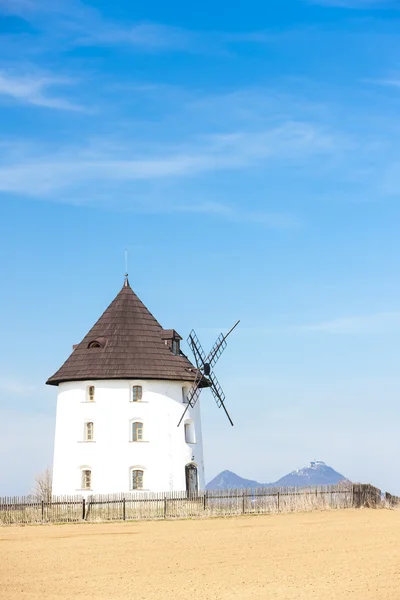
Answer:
1 0 400 495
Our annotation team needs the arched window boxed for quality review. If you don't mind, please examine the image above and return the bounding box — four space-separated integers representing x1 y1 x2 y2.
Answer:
132 469 144 490
88 386 95 402
132 386 142 402
85 422 94 441
87 337 107 349
88 341 101 349
184 421 195 444
132 421 143 442
82 469 92 490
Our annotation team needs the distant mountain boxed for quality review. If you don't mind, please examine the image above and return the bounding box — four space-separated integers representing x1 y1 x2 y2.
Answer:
274 461 347 487
206 470 261 490
206 461 348 490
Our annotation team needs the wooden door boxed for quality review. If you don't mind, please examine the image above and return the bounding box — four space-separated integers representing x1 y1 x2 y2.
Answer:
185 464 198 494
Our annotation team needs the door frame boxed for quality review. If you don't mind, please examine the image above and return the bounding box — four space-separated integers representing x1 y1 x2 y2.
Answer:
185 463 198 495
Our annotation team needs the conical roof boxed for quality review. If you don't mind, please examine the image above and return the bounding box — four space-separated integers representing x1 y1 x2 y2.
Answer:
46 280 201 386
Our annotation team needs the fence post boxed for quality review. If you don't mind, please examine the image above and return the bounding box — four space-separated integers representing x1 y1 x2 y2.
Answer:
277 492 280 513
353 484 360 508
203 491 207 512
242 491 245 514
123 497 126 521
164 495 167 519
82 498 86 521
41 500 44 522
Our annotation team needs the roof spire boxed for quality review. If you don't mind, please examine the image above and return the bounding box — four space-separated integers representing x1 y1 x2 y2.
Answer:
124 248 129 287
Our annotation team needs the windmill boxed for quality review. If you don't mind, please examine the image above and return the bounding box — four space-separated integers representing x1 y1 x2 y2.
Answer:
177 320 240 427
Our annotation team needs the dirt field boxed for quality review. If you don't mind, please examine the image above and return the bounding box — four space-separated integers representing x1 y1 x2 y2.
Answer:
1 509 400 600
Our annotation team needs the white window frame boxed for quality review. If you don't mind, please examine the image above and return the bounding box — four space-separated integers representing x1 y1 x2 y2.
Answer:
85 421 94 442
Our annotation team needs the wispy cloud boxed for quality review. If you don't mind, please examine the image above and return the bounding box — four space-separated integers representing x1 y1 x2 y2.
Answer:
0 0 92 19
0 71 84 111
366 78 400 89
79 22 199 52
308 0 394 7
78 23 277 54
0 120 334 209
170 201 301 228
0 0 36 15
295 312 400 334
0 379 38 396
232 311 400 336
0 0 275 54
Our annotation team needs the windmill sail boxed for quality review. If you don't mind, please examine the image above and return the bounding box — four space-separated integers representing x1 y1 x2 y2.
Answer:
177 321 239 427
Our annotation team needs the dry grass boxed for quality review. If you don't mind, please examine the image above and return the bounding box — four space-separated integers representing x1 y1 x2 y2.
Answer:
1 509 400 599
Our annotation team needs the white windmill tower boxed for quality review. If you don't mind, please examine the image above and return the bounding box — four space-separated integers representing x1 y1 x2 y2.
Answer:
47 276 238 496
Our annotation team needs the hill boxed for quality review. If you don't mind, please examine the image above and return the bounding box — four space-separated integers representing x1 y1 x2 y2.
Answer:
274 461 347 487
206 470 261 490
206 461 347 490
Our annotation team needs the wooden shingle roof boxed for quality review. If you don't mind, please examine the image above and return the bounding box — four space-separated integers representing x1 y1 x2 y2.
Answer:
46 279 201 386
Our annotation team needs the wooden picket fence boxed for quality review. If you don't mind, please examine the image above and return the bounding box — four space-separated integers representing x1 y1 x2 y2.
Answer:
0 482 386 526
385 491 400 507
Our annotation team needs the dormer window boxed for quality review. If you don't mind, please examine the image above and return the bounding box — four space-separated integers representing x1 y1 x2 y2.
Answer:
87 337 107 349
161 329 182 356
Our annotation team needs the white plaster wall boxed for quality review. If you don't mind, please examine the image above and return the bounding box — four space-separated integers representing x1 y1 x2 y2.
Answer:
52 379 205 496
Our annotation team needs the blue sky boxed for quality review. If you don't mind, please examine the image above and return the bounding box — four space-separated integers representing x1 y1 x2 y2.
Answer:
1 0 400 495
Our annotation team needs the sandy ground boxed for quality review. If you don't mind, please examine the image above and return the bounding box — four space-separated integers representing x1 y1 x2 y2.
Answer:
1 509 400 600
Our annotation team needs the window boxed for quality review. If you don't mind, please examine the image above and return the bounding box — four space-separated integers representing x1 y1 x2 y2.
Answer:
132 421 143 442
184 423 190 443
87 337 107 349
82 469 92 490
132 469 144 490
88 341 101 349
182 387 190 404
172 339 180 355
85 422 94 441
88 386 95 402
184 421 195 444
132 386 142 402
